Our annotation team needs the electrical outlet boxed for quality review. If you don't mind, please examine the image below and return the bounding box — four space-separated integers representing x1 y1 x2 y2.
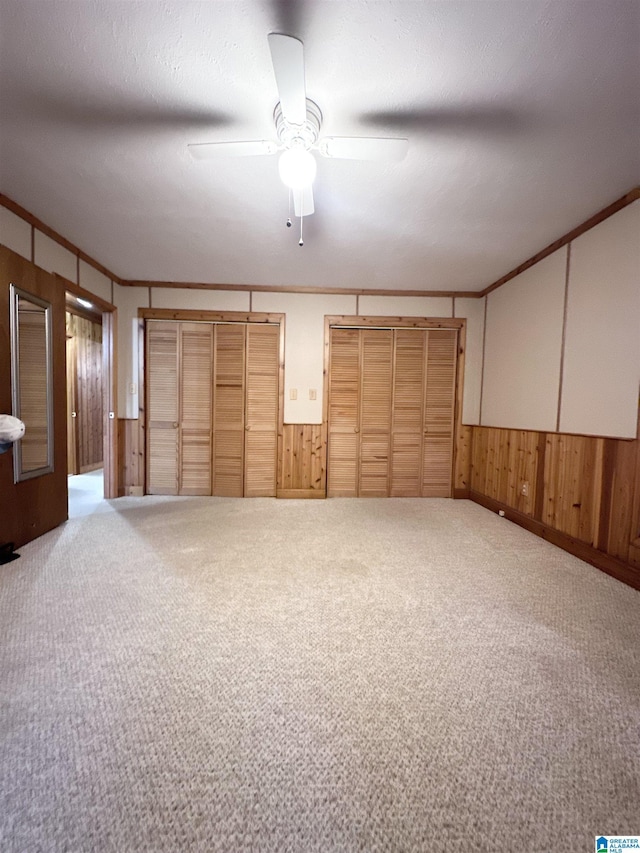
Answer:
289 388 297 400
309 389 317 400
129 382 137 395
521 481 529 497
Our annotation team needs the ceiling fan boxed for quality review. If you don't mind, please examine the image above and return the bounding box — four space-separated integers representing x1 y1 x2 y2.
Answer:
188 33 409 225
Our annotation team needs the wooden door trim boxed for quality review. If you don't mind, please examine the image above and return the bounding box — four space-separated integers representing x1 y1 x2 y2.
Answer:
140 308 283 325
57 275 118 499
323 316 467 499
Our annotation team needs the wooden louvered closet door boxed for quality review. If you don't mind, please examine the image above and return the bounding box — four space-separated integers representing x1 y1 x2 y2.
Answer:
390 329 426 496
213 324 246 497
359 330 393 496
422 330 457 497
180 323 213 495
147 322 179 495
244 324 279 497
148 320 280 498
327 328 360 496
328 325 457 498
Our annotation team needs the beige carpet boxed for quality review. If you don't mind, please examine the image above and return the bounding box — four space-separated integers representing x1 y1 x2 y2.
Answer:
1 497 638 852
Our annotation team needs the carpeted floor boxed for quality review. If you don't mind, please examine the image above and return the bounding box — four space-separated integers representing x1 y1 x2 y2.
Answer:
1 497 639 852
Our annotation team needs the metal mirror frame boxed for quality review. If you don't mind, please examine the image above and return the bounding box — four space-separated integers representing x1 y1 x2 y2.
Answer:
10 283 55 482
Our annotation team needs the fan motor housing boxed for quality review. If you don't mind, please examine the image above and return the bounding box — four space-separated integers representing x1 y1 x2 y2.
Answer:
274 99 322 150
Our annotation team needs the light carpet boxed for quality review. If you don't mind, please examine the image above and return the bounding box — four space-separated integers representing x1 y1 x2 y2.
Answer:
1 497 639 852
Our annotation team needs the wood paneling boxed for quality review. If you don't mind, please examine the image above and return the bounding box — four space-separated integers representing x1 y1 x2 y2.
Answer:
66 312 103 474
542 433 603 545
118 418 144 495
469 403 640 589
454 424 472 495
471 427 540 516
279 424 324 496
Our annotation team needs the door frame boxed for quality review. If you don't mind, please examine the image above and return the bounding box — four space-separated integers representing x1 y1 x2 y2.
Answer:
60 276 118 498
139 308 285 497
323 315 467 498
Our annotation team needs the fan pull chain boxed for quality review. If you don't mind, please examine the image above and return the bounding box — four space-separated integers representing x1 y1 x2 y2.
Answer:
299 215 304 247
286 190 292 228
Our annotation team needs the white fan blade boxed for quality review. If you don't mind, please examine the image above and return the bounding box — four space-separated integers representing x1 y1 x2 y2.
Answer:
293 185 314 217
268 33 306 126
188 140 277 160
319 137 408 162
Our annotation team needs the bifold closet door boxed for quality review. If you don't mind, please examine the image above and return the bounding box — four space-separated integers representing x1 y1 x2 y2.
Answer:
326 328 393 497
212 324 246 497
244 324 279 497
179 323 213 495
359 330 393 496
421 330 457 497
147 321 213 496
147 322 179 495
390 329 426 496
327 328 360 496
327 326 457 498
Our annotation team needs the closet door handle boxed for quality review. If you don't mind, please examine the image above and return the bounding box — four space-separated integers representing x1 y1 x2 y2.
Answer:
354 426 360 433
245 425 250 431
71 411 77 418
173 422 178 428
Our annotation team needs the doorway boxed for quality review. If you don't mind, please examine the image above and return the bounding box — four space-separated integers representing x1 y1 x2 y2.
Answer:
63 283 118 506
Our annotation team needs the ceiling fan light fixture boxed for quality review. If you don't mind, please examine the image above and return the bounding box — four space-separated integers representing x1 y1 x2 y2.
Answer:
278 146 317 190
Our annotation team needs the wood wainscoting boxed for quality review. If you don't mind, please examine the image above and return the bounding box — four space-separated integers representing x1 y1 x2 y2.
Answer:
118 418 144 496
278 424 325 498
469 412 640 590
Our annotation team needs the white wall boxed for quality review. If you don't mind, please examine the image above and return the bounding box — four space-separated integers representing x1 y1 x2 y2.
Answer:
0 207 31 260
78 260 112 303
252 292 356 422
455 296 485 426
151 287 249 311
560 201 640 437
358 295 454 317
481 248 566 432
33 231 77 283
113 284 149 418
480 201 640 439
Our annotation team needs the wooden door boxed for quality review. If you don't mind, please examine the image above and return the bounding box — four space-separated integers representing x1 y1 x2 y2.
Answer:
146 321 179 495
213 324 245 497
390 329 426 496
422 330 457 497
244 324 279 497
0 246 67 549
66 332 78 475
359 329 393 496
71 314 103 473
327 328 360 496
179 323 213 495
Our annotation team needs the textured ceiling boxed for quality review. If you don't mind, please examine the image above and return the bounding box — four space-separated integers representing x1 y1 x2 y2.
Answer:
0 0 638 291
